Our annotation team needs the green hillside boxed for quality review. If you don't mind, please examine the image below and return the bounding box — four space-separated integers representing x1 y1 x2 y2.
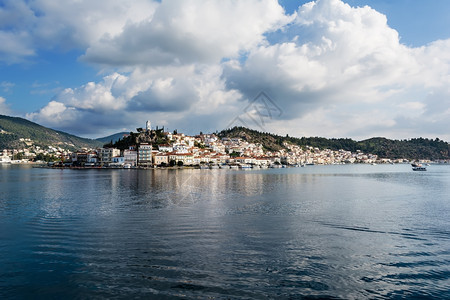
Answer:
0 115 102 150
219 126 450 160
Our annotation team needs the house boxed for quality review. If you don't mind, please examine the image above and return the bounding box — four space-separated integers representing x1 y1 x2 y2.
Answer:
123 148 137 166
158 144 173 152
111 156 125 167
153 152 169 166
235 157 255 164
168 152 194 165
99 148 120 165
72 151 98 166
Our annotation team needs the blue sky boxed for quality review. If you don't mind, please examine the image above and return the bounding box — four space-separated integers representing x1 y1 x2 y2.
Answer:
1 0 450 141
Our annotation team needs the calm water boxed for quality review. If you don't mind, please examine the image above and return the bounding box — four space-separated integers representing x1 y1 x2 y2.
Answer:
1 164 449 299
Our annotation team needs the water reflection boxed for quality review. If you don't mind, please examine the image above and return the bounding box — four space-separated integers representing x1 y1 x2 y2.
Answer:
1 164 449 298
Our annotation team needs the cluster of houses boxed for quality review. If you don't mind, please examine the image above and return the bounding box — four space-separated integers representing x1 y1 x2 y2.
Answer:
0 139 72 164
64 121 404 168
2 121 416 168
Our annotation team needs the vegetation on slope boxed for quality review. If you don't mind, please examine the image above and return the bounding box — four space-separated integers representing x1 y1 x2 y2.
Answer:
0 115 102 150
218 126 450 160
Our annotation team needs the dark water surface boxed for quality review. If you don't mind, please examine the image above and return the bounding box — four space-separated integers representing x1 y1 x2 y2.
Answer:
1 164 449 299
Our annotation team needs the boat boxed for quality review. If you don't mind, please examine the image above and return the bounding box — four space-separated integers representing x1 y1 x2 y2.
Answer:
0 156 12 164
411 162 427 171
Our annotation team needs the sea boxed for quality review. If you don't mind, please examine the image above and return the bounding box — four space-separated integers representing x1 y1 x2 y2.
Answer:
1 163 449 299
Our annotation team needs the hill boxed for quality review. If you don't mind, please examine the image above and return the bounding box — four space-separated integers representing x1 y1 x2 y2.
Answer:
96 132 130 144
218 126 450 160
0 115 103 150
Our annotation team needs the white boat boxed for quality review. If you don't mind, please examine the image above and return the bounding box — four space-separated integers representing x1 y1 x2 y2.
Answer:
0 156 12 164
411 162 427 171
240 164 252 169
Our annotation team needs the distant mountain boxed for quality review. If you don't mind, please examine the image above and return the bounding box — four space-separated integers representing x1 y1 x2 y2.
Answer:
96 132 130 145
219 126 450 160
0 114 103 150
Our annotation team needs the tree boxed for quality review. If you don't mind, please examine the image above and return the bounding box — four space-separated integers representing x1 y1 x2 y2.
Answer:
230 151 241 157
169 159 176 167
177 161 184 167
13 152 24 160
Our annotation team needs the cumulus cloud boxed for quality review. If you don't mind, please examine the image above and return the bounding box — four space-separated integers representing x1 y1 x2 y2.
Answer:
27 64 242 136
224 0 417 117
82 0 292 67
0 0 157 63
17 0 450 140
223 0 450 140
0 97 12 115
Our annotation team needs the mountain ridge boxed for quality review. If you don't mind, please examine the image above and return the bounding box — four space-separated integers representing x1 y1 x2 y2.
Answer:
0 114 102 150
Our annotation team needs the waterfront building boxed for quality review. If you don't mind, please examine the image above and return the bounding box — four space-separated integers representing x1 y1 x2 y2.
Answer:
153 152 169 166
138 144 152 167
111 156 125 167
123 148 137 167
168 152 194 165
99 148 120 166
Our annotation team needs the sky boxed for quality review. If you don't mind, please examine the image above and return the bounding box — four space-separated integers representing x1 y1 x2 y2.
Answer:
1 0 450 141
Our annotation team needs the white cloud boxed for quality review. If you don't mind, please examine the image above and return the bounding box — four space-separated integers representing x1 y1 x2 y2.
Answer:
26 101 77 125
82 0 292 66
17 0 450 141
0 0 157 62
223 0 450 140
0 97 12 115
27 64 242 136
55 73 129 112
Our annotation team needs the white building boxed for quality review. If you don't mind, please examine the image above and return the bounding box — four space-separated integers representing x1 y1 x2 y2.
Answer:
99 148 120 165
124 148 137 166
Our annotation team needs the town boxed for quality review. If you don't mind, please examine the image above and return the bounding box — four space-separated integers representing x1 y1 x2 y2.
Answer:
1 121 413 168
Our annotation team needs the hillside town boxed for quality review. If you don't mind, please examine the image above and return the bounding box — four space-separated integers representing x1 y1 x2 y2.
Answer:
1 120 420 168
